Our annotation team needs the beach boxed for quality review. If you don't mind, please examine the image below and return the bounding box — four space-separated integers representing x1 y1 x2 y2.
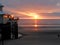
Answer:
0 26 60 45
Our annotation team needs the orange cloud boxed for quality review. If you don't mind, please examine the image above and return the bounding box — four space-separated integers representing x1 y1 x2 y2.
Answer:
4 7 42 19
3 7 60 19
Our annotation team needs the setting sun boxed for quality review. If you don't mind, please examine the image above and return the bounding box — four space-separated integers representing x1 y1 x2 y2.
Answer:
27 13 40 19
34 15 39 19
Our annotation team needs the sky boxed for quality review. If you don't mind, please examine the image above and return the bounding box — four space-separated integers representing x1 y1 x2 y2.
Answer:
0 0 60 19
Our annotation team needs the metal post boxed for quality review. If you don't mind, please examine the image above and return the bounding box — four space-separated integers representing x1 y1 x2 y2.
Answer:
1 24 4 45
1 40 4 45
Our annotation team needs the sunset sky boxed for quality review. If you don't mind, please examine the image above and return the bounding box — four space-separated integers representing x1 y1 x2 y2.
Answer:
0 0 60 19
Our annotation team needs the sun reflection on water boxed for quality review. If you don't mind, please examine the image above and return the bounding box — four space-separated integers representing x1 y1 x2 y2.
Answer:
34 19 38 32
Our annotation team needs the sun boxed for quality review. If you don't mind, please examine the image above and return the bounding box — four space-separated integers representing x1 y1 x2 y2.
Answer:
28 13 40 19
34 15 39 19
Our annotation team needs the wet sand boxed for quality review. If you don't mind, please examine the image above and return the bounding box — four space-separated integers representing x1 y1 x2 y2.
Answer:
0 27 60 45
0 32 60 45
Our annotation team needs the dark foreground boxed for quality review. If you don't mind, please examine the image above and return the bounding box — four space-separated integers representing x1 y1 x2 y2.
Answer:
0 32 60 45
0 27 60 45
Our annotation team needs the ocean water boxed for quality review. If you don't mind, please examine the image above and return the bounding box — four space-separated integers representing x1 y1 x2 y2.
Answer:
18 19 60 25
18 19 60 32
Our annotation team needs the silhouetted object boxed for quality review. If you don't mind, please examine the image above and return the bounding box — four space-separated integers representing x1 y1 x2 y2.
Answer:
1 22 11 40
14 22 18 39
0 3 19 40
11 21 18 39
0 3 4 11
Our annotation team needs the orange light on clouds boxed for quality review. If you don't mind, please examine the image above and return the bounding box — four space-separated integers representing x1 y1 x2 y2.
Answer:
27 13 40 19
11 15 14 17
5 7 42 19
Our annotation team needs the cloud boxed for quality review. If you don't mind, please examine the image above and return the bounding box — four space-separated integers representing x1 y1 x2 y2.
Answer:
1 0 59 8
56 2 60 7
0 0 60 19
1 0 60 13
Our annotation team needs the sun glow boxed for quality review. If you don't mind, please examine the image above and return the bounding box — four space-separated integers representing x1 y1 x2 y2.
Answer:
27 13 40 19
34 15 39 19
34 20 38 31
35 25 38 27
5 8 42 19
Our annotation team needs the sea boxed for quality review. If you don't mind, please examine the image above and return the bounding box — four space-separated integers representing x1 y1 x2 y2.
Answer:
18 19 60 32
